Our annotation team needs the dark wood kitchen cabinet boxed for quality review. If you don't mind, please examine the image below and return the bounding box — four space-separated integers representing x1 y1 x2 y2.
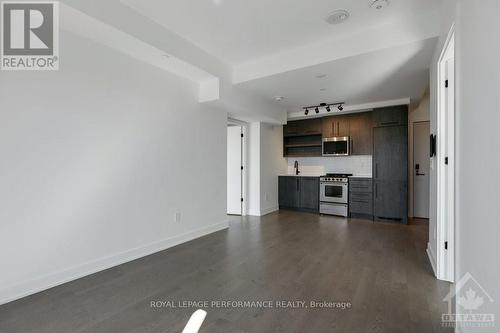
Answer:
372 105 408 127
299 177 320 211
279 176 299 208
372 107 408 224
279 176 319 212
282 111 373 156
284 119 321 136
283 119 322 157
349 178 373 219
322 115 350 137
348 112 373 155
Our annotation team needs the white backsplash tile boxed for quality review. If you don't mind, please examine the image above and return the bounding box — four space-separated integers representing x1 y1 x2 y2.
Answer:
286 156 372 177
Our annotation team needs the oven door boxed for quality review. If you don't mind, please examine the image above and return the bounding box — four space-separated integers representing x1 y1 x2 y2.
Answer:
320 182 348 204
323 137 350 156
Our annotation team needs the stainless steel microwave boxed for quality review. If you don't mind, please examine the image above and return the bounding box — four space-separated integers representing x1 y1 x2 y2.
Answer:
322 137 350 156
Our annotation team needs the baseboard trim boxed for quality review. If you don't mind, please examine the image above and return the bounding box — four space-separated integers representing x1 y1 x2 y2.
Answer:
260 206 279 216
0 220 229 305
427 242 437 277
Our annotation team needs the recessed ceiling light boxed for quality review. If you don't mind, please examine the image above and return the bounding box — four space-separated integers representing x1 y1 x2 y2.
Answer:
274 96 284 102
370 0 389 10
320 88 327 91
316 74 327 79
325 10 350 25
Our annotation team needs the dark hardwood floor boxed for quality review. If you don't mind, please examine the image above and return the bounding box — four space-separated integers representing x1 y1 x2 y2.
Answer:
0 211 452 333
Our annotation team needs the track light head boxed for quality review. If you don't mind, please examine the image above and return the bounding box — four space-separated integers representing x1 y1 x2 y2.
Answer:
337 104 344 111
315 107 319 114
326 106 331 112
304 109 309 115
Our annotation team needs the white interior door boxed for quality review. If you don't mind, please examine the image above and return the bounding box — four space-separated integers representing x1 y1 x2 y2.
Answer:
413 121 430 218
227 126 242 215
436 29 455 282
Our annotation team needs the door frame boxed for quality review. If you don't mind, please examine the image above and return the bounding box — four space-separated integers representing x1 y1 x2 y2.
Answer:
227 117 248 216
436 25 455 282
412 120 430 219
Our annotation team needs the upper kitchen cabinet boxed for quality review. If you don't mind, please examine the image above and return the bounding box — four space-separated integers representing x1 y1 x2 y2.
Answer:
348 112 373 155
283 118 322 157
322 115 350 138
372 105 408 127
284 118 321 136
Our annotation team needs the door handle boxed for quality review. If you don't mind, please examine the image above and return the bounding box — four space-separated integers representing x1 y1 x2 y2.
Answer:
375 183 378 198
375 163 378 178
416 172 426 176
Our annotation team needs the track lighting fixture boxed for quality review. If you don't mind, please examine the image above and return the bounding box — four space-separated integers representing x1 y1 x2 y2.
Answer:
301 102 345 116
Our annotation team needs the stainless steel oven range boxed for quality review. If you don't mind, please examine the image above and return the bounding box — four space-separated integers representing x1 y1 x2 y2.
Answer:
320 173 352 217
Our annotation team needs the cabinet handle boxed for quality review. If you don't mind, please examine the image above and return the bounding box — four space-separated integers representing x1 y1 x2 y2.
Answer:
375 184 378 198
375 164 378 178
380 121 398 126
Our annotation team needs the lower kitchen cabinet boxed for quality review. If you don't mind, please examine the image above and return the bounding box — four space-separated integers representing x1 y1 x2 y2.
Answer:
373 180 408 224
349 178 373 219
279 176 319 212
279 176 299 208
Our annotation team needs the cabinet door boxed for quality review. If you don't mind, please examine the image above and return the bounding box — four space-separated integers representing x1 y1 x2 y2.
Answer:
322 116 350 137
299 177 319 211
373 180 407 222
322 117 335 137
349 112 373 155
284 122 298 136
373 126 407 181
373 106 408 127
279 177 300 208
337 116 350 137
302 118 322 134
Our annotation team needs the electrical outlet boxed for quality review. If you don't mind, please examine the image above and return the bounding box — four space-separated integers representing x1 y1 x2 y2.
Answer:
175 212 181 223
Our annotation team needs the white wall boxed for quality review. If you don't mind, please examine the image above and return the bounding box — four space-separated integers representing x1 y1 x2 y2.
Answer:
227 126 242 215
430 1 500 330
285 156 372 177
247 123 261 216
427 0 457 278
246 122 287 216
0 31 228 304
454 1 500 330
408 90 430 217
260 124 287 215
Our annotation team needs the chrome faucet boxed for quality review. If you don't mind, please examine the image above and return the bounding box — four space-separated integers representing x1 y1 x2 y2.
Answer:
294 161 300 175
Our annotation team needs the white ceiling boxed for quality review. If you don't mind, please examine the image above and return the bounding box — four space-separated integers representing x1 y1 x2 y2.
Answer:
121 0 442 65
236 38 438 112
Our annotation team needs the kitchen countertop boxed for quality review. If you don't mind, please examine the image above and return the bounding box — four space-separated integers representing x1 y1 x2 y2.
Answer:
348 175 372 179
